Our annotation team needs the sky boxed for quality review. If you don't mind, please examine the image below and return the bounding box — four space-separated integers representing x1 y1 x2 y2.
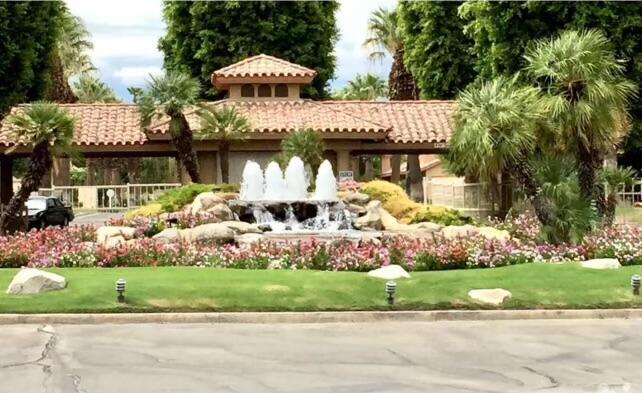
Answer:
65 0 397 102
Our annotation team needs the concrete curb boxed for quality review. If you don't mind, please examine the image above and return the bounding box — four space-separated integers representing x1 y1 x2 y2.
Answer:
1 309 642 325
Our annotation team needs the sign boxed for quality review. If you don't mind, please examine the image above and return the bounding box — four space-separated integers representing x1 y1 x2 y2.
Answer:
106 189 115 199
338 171 354 182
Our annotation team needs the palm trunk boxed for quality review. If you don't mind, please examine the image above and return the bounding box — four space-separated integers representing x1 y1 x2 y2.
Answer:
603 193 617 226
220 141 230 184
45 54 78 104
388 46 419 101
406 154 424 202
577 146 605 217
0 142 52 234
512 159 555 226
170 114 200 183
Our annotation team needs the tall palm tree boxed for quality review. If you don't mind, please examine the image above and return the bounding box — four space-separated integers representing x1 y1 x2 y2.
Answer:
197 105 251 183
446 76 555 226
73 75 118 103
0 103 75 234
365 6 422 200
336 74 388 100
132 71 201 183
525 30 637 215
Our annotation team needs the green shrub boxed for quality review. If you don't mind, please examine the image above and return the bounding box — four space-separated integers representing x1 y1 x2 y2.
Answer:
156 184 215 212
212 183 240 193
410 209 472 226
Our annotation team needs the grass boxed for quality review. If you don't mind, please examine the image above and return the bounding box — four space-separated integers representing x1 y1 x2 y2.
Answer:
616 205 642 225
1 264 642 314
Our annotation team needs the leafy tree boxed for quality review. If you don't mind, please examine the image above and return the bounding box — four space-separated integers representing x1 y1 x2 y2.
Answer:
160 1 339 99
279 129 325 175
132 72 201 183
0 103 75 233
599 166 637 226
399 1 475 99
197 106 251 183
525 30 637 215
445 75 554 226
73 75 118 103
334 74 387 100
0 2 63 115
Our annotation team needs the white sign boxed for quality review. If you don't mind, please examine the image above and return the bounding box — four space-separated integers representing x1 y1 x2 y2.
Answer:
106 189 115 198
338 171 354 182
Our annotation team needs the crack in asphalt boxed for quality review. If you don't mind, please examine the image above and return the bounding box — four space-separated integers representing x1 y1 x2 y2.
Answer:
0 326 56 370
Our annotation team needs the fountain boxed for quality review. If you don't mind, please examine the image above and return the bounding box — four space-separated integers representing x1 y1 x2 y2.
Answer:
233 157 353 233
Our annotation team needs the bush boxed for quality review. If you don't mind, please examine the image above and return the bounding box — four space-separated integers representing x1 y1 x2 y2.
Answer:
212 183 240 193
410 209 472 226
124 203 163 219
156 184 215 212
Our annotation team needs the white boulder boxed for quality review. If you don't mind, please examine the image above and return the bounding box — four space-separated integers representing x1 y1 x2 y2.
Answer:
236 233 265 247
185 223 235 243
96 226 137 245
342 192 370 206
468 288 512 305
207 203 235 221
6 268 67 295
441 225 479 239
354 200 384 231
221 221 262 234
367 265 411 280
152 228 182 244
190 192 225 214
477 227 511 241
581 259 621 269
104 235 126 249
408 222 443 233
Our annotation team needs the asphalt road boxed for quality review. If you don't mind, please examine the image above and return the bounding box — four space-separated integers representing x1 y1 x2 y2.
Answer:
1 319 641 393
71 211 124 226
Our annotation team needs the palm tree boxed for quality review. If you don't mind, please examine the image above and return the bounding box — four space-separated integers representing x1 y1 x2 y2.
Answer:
336 74 387 100
197 105 251 183
0 103 75 234
599 166 637 226
446 76 555 226
525 30 637 215
132 71 201 183
73 75 118 103
279 129 325 175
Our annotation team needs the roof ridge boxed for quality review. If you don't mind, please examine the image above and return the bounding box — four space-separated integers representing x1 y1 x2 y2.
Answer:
322 100 456 104
16 102 136 107
213 54 317 76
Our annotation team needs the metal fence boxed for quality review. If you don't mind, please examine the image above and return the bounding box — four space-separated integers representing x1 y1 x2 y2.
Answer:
423 179 511 220
616 180 642 204
36 183 181 211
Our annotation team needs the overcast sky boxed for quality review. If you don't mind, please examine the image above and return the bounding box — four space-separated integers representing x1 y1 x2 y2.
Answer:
65 0 396 102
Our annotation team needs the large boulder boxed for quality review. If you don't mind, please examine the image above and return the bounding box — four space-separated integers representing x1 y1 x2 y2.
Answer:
354 200 383 230
581 259 621 269
236 233 265 247
342 192 370 206
440 225 479 240
477 227 511 241
96 226 137 245
408 222 443 233
6 268 66 295
190 192 225 214
367 265 411 280
347 203 367 217
152 228 182 244
468 288 512 305
207 203 235 221
183 223 235 244
104 235 126 249
221 221 262 234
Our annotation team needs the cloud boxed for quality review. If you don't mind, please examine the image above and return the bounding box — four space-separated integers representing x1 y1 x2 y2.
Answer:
113 66 162 86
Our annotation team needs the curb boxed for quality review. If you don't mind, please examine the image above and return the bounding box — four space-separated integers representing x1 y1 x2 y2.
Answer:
1 309 642 325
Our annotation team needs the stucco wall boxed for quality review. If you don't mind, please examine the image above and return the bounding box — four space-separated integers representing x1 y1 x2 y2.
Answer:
228 151 279 183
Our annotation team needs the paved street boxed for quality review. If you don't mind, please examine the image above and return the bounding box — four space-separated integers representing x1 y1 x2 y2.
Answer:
71 211 123 227
1 319 641 393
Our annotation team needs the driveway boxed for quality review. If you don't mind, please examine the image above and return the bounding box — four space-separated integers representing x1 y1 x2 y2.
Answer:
71 211 124 227
1 319 640 393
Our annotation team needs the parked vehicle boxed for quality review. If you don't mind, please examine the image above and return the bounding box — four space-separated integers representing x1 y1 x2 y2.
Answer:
26 196 74 229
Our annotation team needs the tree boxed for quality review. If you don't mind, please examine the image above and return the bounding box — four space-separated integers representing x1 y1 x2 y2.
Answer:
279 129 325 175
0 103 75 234
73 75 118 103
525 30 637 215
160 1 339 99
0 2 63 115
334 74 387 100
445 75 554 226
132 72 201 183
197 106 251 184
599 166 637 226
399 1 475 99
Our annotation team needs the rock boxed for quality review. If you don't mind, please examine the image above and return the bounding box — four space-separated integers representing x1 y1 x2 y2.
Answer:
257 224 272 232
367 265 411 280
347 203 367 216
221 221 263 234
217 192 239 201
104 235 126 249
468 288 512 305
354 200 384 230
190 192 225 214
581 259 621 269
152 228 182 244
96 226 137 244
228 200 254 222
207 203 235 221
408 222 443 233
236 233 265 247
440 225 479 240
186 223 235 244
6 268 66 295
342 192 370 206
477 227 511 241
379 208 407 231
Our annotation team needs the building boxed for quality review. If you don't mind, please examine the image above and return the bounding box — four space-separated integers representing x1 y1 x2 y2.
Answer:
0 54 456 205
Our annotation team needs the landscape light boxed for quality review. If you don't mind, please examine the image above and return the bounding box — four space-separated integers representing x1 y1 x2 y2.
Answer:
115 278 126 303
385 280 397 305
631 275 641 296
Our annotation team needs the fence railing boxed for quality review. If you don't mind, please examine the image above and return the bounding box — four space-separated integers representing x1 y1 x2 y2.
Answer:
616 180 642 204
36 183 181 211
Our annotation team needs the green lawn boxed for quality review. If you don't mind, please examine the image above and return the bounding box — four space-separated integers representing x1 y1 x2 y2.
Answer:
616 205 642 225
1 264 642 313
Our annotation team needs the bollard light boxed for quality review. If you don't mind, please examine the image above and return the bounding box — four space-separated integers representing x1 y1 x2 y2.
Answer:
115 278 126 303
631 275 641 296
385 280 397 305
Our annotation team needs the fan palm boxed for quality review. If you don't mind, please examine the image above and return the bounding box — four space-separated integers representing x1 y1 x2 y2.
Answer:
197 106 251 183
0 103 75 234
279 129 325 175
598 166 637 226
447 75 555 226
73 75 118 103
337 74 388 100
525 30 637 214
132 71 201 183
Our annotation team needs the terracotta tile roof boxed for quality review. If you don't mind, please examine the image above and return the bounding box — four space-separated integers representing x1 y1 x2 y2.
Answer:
212 54 317 79
0 104 146 147
147 100 390 136
322 101 456 144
